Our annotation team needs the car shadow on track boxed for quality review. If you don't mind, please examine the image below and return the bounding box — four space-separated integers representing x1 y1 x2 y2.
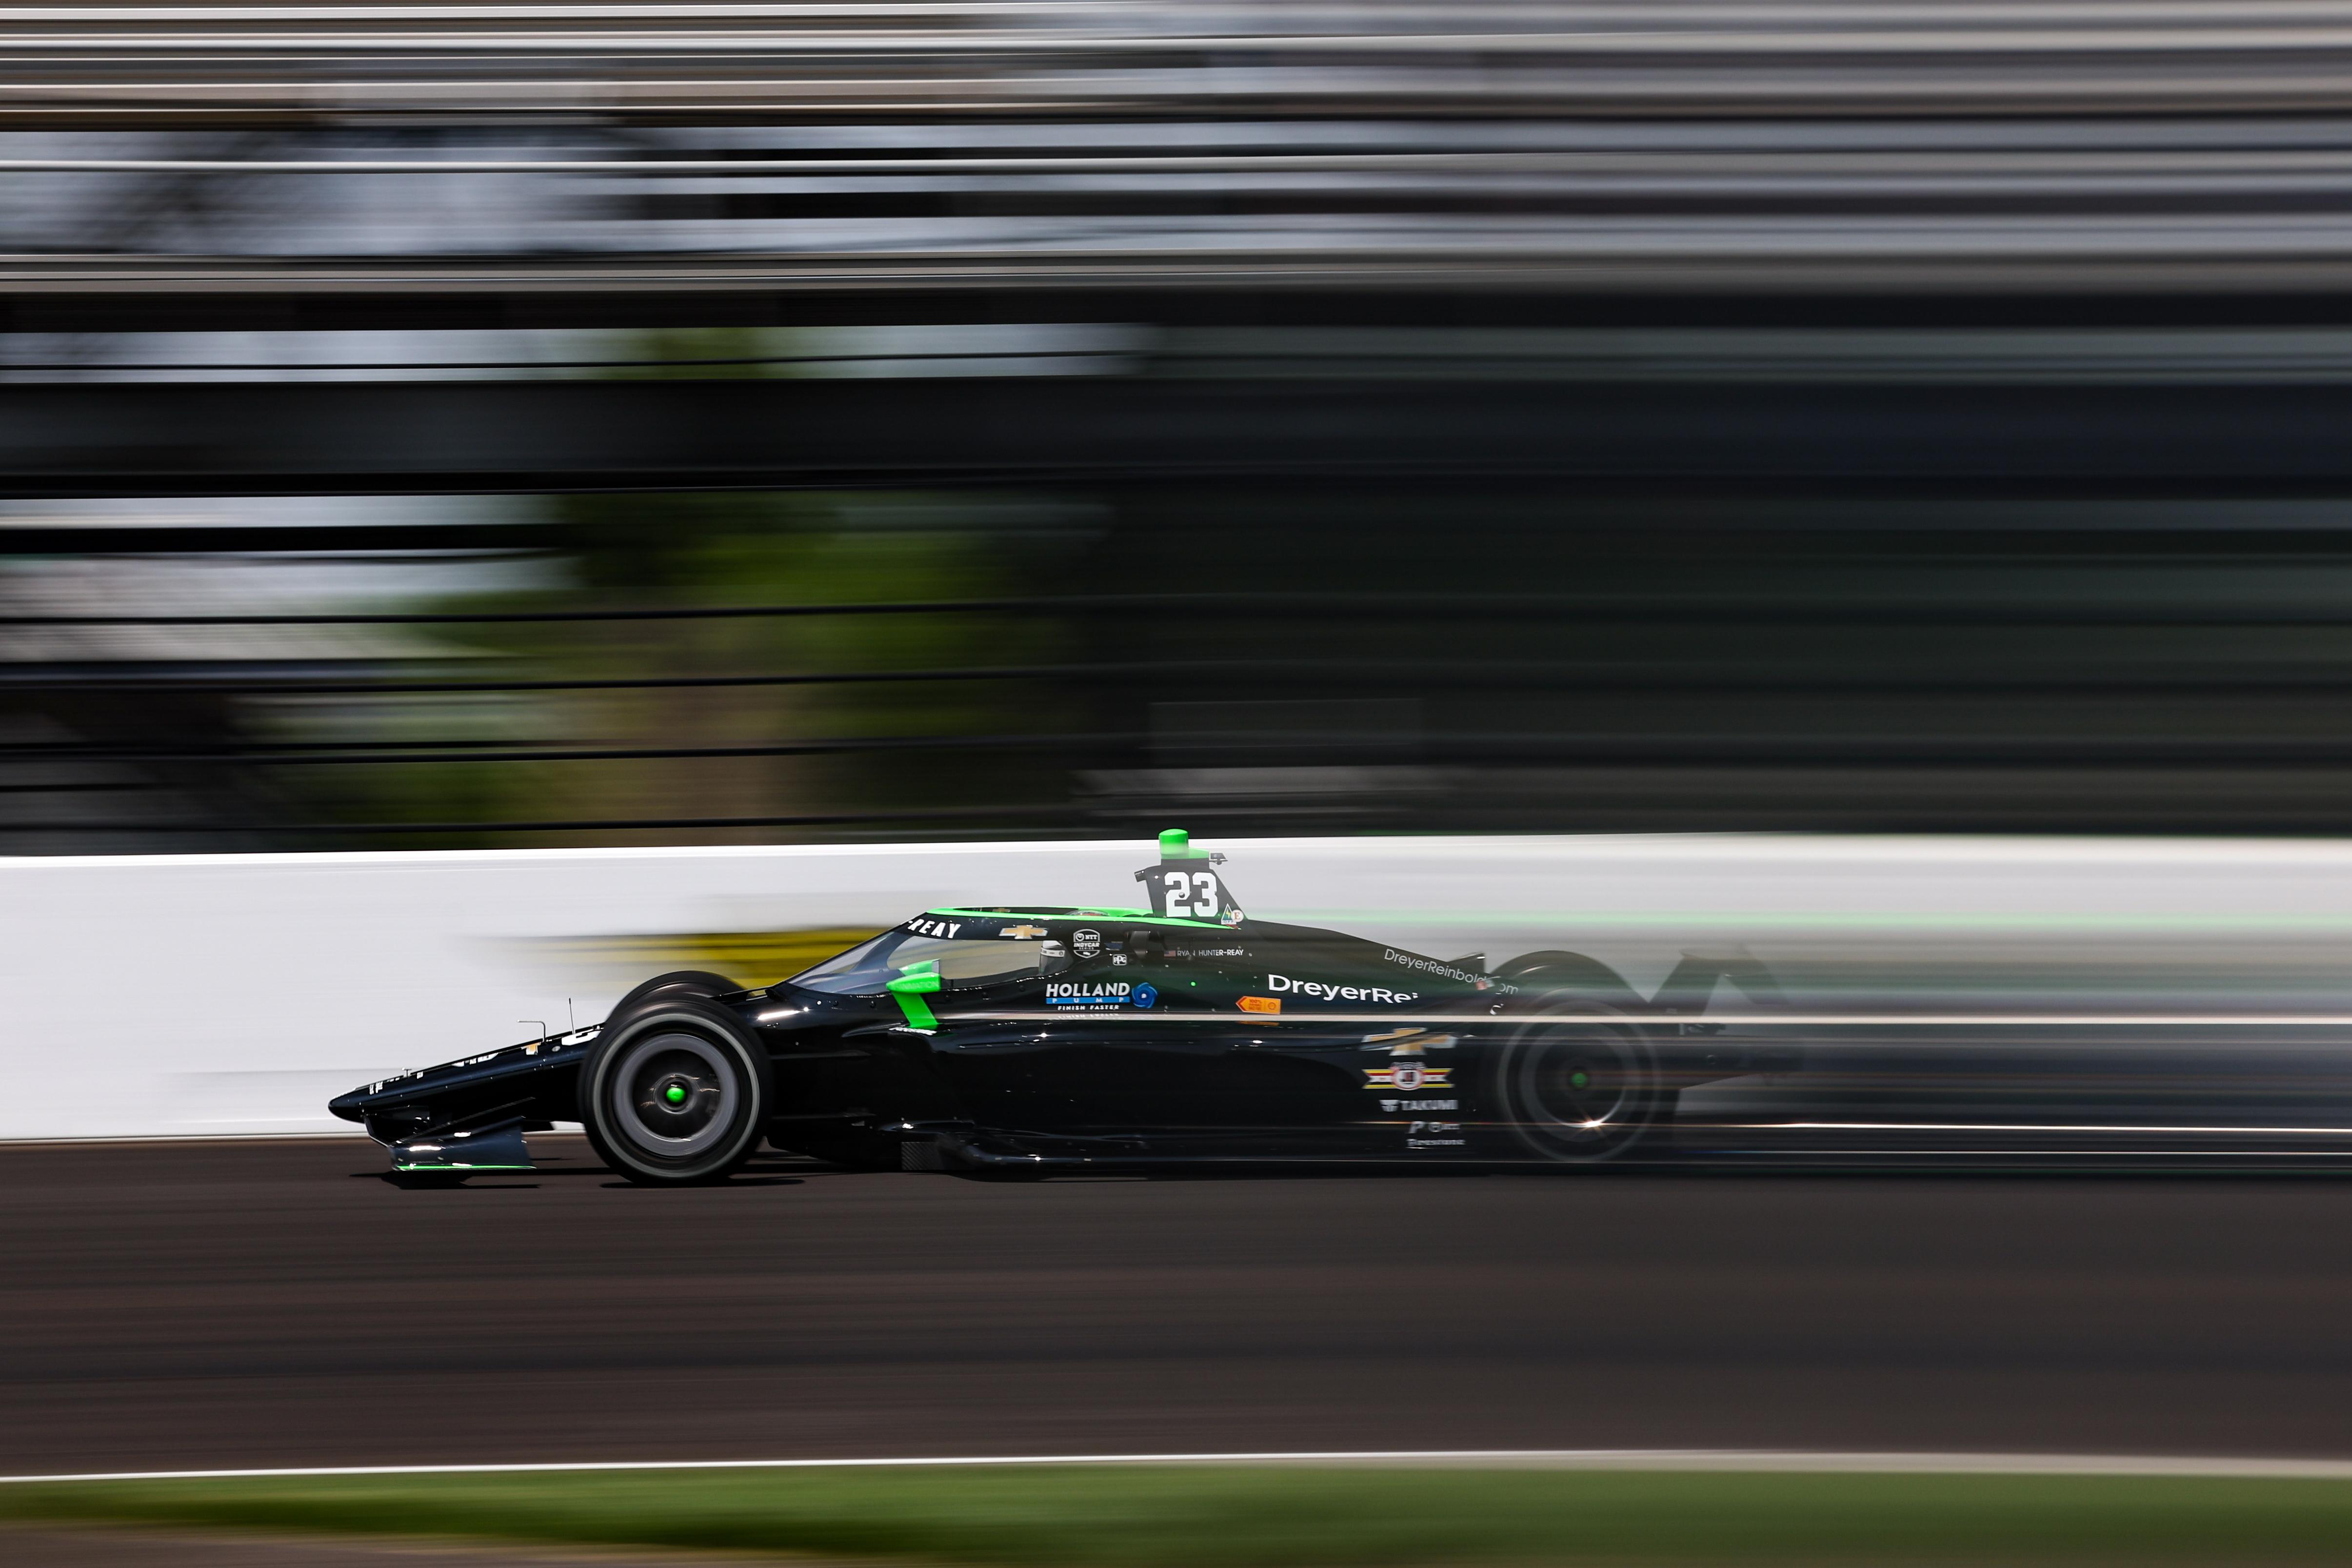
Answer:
352 1153 820 1190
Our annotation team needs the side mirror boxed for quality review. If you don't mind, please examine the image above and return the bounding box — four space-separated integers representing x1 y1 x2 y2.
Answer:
887 960 943 1031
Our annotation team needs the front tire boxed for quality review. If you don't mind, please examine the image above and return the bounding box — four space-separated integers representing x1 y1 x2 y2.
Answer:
609 970 742 1014
1489 999 1669 1165
579 1005 771 1185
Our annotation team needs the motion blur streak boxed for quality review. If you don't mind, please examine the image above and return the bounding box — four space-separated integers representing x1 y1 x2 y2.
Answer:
21 2 2352 1541
17 1137 2352 1475
29 1 2352 841
1748 1122 2352 1136
26 0 2352 298
36 1451 2352 1484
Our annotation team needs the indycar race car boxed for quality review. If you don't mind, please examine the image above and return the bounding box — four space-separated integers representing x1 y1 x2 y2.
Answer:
330 831 1796 1185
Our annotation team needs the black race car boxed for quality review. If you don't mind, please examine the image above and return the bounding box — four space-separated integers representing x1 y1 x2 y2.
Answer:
330 831 1796 1185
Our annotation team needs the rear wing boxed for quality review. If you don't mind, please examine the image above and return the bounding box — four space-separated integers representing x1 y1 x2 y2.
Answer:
1134 828 1244 924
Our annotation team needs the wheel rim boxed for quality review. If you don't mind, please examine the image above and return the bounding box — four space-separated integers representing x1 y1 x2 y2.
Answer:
1510 1022 1644 1150
609 1031 738 1157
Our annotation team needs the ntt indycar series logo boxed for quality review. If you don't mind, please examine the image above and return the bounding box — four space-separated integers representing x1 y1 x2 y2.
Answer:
1266 974 1419 1005
1046 980 1158 1010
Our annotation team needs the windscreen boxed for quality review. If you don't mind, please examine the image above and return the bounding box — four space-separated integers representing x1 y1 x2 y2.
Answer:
788 929 1048 994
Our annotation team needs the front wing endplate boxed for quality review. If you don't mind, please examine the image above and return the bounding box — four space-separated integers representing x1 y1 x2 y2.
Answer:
389 1119 535 1172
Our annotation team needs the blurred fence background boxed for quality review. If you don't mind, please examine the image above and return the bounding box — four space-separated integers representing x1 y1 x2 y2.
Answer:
15 3 2352 849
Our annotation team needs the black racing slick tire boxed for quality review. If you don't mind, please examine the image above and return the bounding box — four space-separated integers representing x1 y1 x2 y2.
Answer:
579 1003 771 1185
609 970 743 1014
1491 951 1643 1013
1489 998 1670 1165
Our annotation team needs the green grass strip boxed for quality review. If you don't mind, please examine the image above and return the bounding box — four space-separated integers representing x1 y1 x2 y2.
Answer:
8 1464 2352 1565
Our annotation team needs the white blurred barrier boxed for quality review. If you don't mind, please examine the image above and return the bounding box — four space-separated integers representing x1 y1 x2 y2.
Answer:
12 833 2352 1141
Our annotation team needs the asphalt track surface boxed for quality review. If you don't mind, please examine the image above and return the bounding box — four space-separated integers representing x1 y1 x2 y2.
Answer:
13 1136 2352 1476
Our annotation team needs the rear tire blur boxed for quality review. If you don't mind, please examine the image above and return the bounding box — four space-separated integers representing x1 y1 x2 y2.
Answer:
1489 999 1669 1165
1492 951 1643 1012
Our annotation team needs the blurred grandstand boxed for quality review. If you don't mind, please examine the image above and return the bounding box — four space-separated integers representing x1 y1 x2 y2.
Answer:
12 3 2352 847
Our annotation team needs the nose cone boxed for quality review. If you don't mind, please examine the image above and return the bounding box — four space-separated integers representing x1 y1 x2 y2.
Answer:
327 1087 371 1123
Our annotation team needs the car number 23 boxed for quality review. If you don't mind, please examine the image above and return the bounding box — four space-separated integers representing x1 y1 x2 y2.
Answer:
1164 869 1220 917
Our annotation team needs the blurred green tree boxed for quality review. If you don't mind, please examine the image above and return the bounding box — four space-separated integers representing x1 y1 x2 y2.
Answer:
285 331 1075 846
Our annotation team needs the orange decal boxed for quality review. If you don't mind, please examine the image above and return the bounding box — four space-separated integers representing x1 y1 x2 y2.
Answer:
1237 995 1281 1014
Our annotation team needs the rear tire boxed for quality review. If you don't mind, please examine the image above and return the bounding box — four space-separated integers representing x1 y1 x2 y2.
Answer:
1492 951 1642 1012
1489 999 1669 1165
579 1003 771 1185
